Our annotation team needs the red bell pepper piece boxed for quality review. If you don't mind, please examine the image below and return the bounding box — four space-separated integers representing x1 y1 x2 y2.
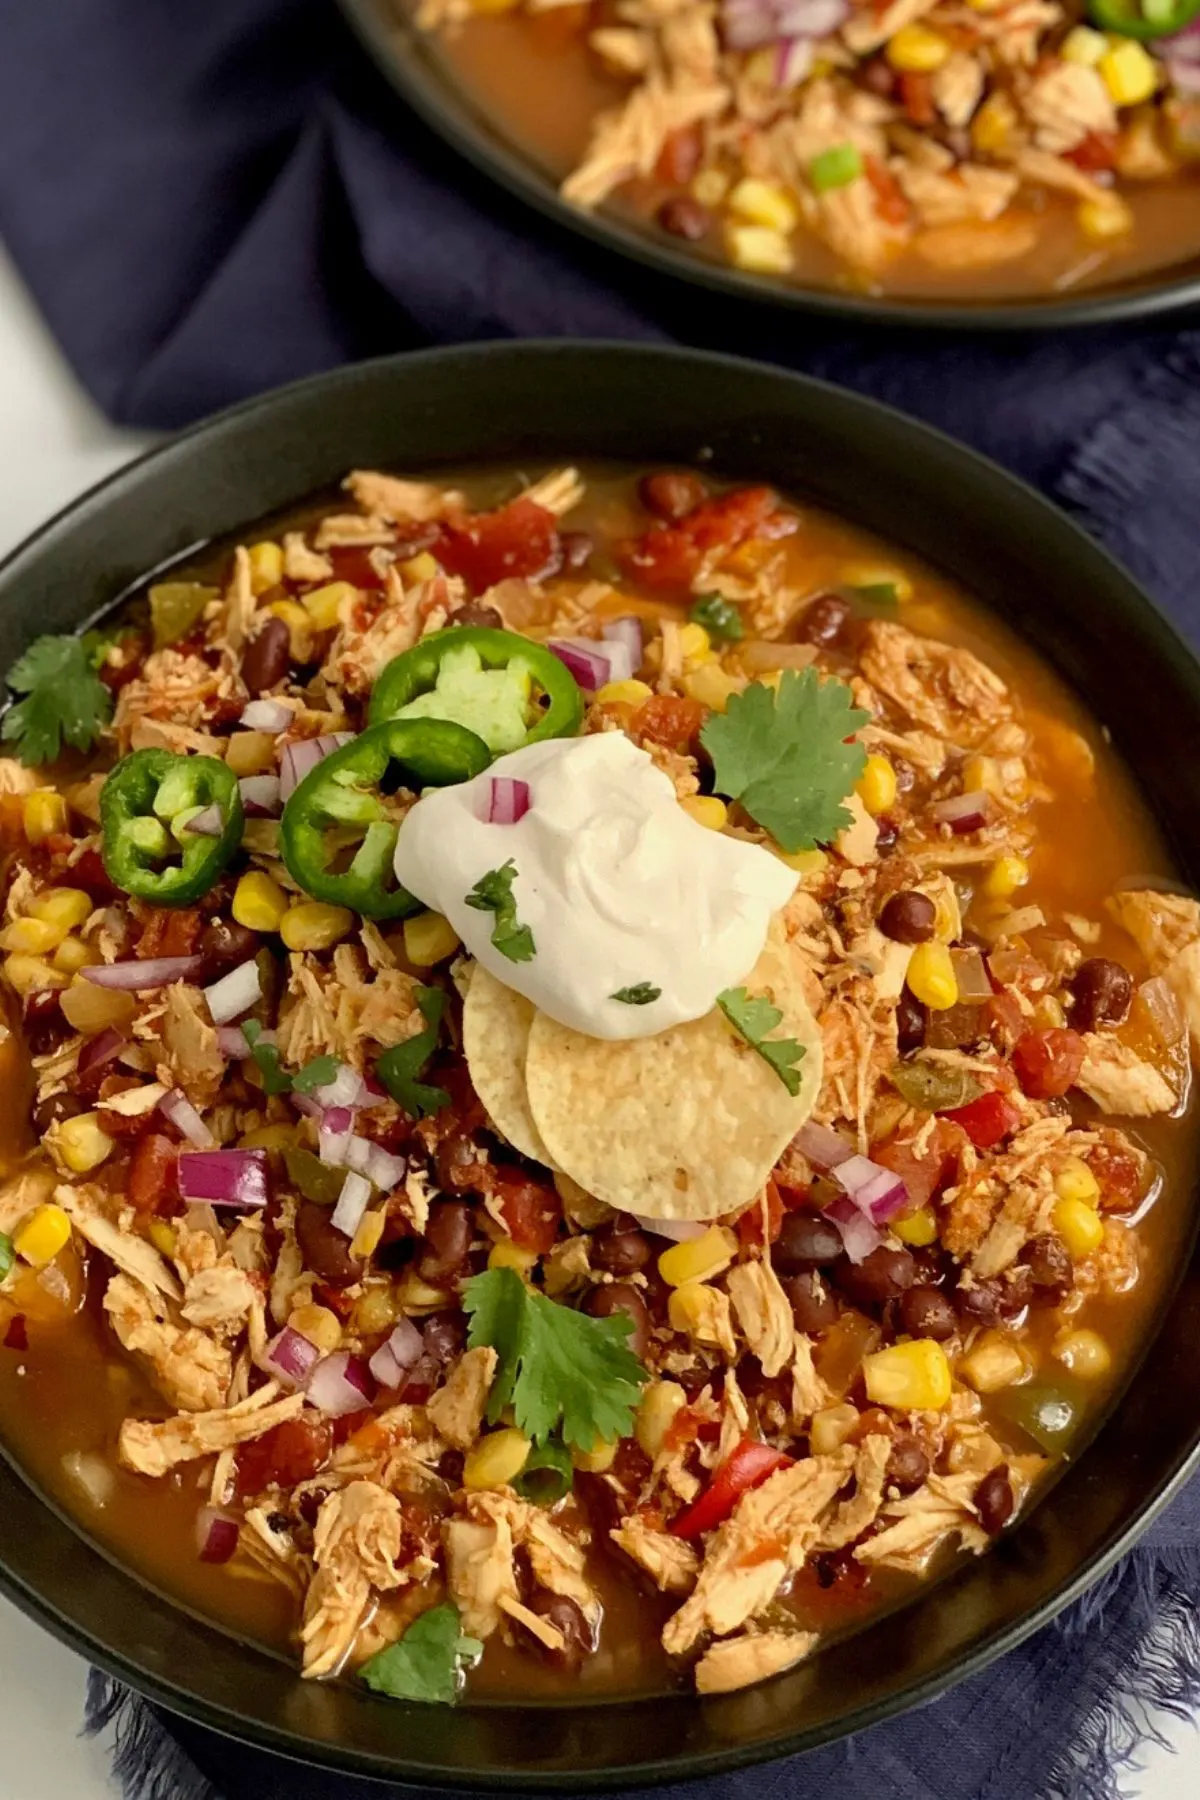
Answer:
670 1438 792 1539
943 1089 1022 1150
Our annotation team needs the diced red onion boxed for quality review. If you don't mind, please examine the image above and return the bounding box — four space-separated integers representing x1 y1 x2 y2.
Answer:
477 777 531 826
1167 57 1200 93
83 955 206 991
204 957 262 1025
77 1027 127 1078
825 1194 883 1263
263 1324 322 1390
323 1105 354 1137
306 1350 373 1418
279 733 356 802
721 0 848 50
951 948 993 1003
930 790 992 834
291 1091 322 1119
178 1149 269 1209
216 1024 251 1059
197 1508 240 1565
312 1064 367 1111
547 637 633 691
364 1142 406 1192
238 775 282 816
332 1171 372 1239
368 1317 425 1389
1163 17 1200 56
834 1154 910 1225
159 1088 215 1149
774 34 814 86
792 1120 854 1171
239 698 293 732
183 804 225 838
630 1213 707 1241
318 1114 353 1166
1138 975 1184 1047
601 616 644 669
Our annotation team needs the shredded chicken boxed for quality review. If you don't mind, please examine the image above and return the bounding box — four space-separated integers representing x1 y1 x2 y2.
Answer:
859 621 1011 748
611 1516 699 1593
105 1274 233 1412
118 1386 304 1477
694 1630 817 1694
726 1258 795 1377
426 1346 497 1449
302 1481 413 1678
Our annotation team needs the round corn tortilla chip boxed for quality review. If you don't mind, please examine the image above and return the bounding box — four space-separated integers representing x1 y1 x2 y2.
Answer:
525 935 822 1221
462 962 559 1168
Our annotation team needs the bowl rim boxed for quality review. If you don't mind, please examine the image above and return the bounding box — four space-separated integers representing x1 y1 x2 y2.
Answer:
335 0 1200 333
2 339 1200 1789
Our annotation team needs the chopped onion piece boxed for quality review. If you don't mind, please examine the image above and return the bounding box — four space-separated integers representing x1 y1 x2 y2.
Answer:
307 1351 372 1418
478 777 531 826
1138 975 1185 1048
368 1317 425 1389
78 1027 127 1078
332 1171 372 1239
630 1213 707 1242
83 955 206 991
63 1450 116 1510
239 775 282 816
825 1194 882 1263
951 948 993 1002
601 616 644 669
197 1507 240 1565
184 804 224 837
178 1149 269 1209
775 34 814 87
721 0 848 50
204 957 262 1025
312 1064 366 1111
159 1089 215 1148
216 1024 251 1059
318 1114 353 1167
239 698 293 732
279 733 356 802
263 1324 322 1390
930 790 992 834
792 1120 854 1172
547 637 632 691
364 1142 406 1192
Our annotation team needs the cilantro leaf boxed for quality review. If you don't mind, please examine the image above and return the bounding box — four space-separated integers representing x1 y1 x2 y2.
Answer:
717 986 807 1096
689 593 744 643
376 985 450 1119
0 1231 13 1282
292 1055 341 1095
241 1020 292 1097
464 1267 647 1453
611 983 661 1006
2 633 113 767
464 860 535 963
360 1604 482 1705
700 667 869 853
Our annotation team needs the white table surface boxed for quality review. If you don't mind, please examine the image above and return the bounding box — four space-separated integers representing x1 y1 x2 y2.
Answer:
0 241 1195 1800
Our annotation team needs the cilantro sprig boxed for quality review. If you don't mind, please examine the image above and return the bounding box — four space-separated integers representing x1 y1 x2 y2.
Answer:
689 593 744 644
611 983 660 1006
2 632 115 767
361 1604 482 1705
241 1021 338 1099
464 1267 647 1453
465 860 535 963
700 667 869 853
717 987 807 1096
376 985 450 1119
0 1230 13 1283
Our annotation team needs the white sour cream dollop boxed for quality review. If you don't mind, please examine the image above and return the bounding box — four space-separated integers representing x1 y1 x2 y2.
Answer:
392 733 797 1040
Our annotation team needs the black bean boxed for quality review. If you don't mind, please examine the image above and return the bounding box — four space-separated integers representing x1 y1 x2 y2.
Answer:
657 197 711 241
772 1212 844 1274
422 1311 467 1365
897 1284 957 1341
198 918 261 983
875 817 901 856
1022 1233 1073 1293
887 1437 930 1494
518 1592 593 1671
240 616 291 693
295 1200 362 1286
879 890 936 946
417 1201 474 1281
639 472 706 520
796 593 851 647
452 601 503 629
585 1282 651 1359
437 1449 465 1484
833 1246 916 1308
975 1466 1014 1534
1071 958 1133 1033
592 1219 652 1276
896 989 927 1054
559 531 594 571
781 1272 840 1333
860 56 899 98
434 1131 485 1195
33 1091 87 1135
953 1273 1029 1328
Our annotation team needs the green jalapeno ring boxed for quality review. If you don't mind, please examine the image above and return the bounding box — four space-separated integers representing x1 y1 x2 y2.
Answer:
100 748 244 906
1087 0 1200 36
367 626 584 750
279 717 490 921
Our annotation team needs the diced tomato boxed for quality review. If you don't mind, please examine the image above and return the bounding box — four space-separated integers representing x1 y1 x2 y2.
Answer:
434 498 561 594
489 1166 562 1254
943 1089 1023 1151
1012 1028 1085 1100
1066 131 1118 173
136 907 203 961
865 156 909 227
234 1414 334 1498
630 694 707 756
655 126 702 187
618 486 793 591
872 1119 963 1208
734 1179 783 1247
68 846 119 903
1089 1141 1145 1210
988 989 1026 1049
671 1439 793 1539
326 545 387 590
127 1133 180 1215
3 1315 28 1351
665 1404 721 1454
899 71 936 126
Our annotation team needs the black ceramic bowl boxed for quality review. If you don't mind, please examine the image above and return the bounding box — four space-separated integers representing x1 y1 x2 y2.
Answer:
338 0 1200 332
1 343 1199 1789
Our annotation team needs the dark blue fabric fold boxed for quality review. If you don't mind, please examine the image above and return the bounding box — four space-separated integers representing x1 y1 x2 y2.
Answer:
5 4 1200 1796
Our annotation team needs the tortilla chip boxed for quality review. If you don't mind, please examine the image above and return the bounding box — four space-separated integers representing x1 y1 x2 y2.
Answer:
462 963 559 1168
525 936 822 1220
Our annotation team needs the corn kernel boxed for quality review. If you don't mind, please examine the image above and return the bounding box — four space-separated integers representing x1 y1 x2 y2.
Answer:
4 952 67 995
810 1403 860 1455
395 1272 452 1313
727 177 799 234
597 678 654 707
982 854 1029 900
30 887 92 932
268 599 315 663
886 21 950 69
22 790 68 846
893 1206 938 1247
1054 1157 1100 1207
667 1281 716 1335
572 1438 618 1473
863 1339 952 1410
300 580 358 633
225 730 278 777
1053 1327 1112 1380
247 541 284 595
0 915 67 955
726 225 794 276
403 910 461 967
906 942 958 1011
1077 194 1134 242
680 795 728 832
353 1285 398 1336
60 976 135 1034
14 1203 73 1267
1099 40 1158 108
148 1219 177 1258
288 1303 343 1355
351 1210 386 1260
1053 1194 1105 1258
776 846 828 877
959 1331 1028 1394
54 1113 115 1174
658 1225 738 1289
232 870 289 933
682 663 741 711
488 1238 539 1275
857 754 897 817
692 169 729 208
635 1380 688 1459
1030 994 1065 1032
677 622 712 667
464 1426 532 1490
1061 24 1107 64
52 936 98 974
238 1122 297 1151
279 902 355 952
400 551 440 583
971 90 1017 156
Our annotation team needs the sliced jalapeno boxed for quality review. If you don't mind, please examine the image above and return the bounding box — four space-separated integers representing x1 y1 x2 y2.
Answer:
100 748 243 906
368 626 584 755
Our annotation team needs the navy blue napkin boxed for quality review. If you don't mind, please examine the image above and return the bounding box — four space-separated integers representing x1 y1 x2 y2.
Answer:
4 4 1200 1796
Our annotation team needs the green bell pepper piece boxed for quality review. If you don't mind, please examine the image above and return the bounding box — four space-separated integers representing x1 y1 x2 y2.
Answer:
279 717 490 921
368 627 584 753
1087 0 1200 35
100 748 243 906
